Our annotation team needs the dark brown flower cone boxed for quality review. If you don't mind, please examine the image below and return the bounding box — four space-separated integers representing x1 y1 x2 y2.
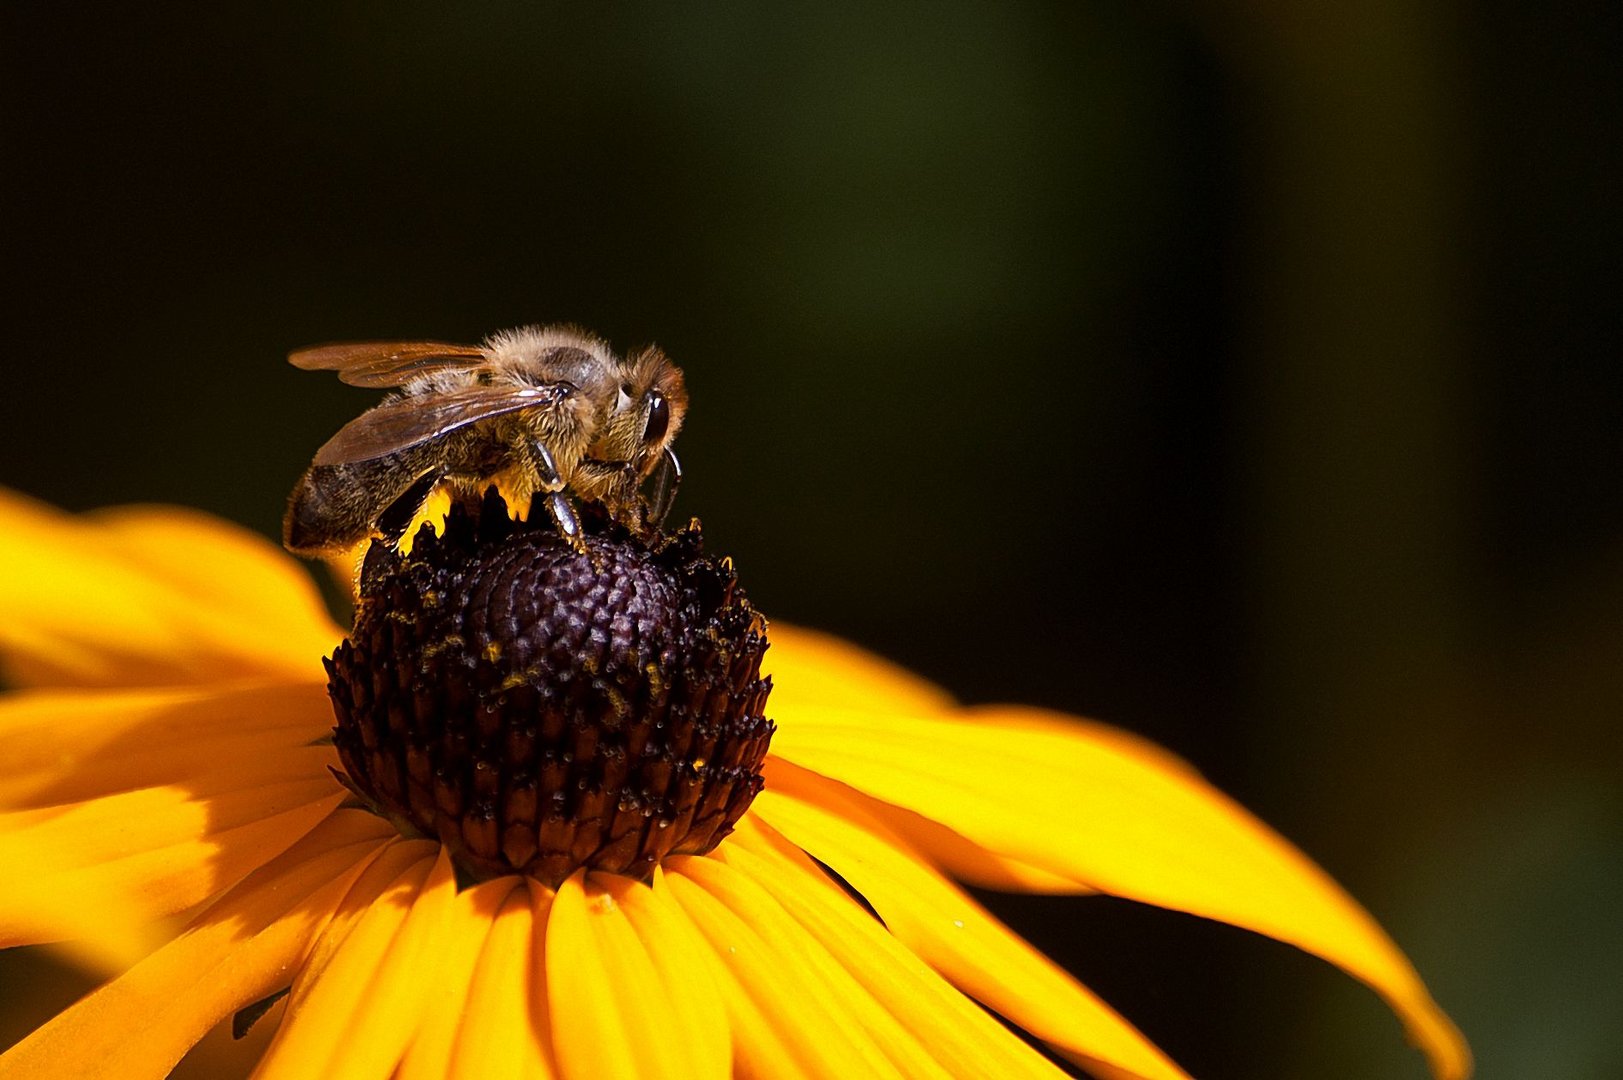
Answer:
325 491 774 887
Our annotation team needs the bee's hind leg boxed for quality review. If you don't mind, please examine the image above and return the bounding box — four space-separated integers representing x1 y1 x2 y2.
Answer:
525 440 585 549
376 468 445 548
358 468 445 586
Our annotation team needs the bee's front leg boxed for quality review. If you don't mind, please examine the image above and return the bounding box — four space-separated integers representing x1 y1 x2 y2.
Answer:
524 440 585 549
575 459 645 529
645 447 682 529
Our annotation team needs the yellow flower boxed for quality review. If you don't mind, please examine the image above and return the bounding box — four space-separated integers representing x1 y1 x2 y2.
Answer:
0 488 1469 1079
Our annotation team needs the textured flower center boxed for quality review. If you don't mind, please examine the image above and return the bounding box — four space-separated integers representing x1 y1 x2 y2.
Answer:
325 493 775 886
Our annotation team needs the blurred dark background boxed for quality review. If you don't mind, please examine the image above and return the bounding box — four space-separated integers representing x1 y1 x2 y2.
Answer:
2 3 1619 1077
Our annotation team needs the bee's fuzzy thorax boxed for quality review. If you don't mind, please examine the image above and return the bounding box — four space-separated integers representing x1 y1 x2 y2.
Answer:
482 323 612 372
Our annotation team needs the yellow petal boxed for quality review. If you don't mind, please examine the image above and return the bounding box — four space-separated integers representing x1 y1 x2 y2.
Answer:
620 868 733 1079
770 759 1088 895
762 636 1081 893
395 877 525 1080
0 682 333 809
719 821 1078 1080
445 882 554 1080
546 872 728 1080
20 716 340 975
748 782 1187 1080
0 490 337 688
34 910 183 978
670 853 936 1079
769 703 1471 1080
253 847 455 1080
270 835 440 1015
764 623 955 715
0 768 345 948
88 504 341 659
0 810 396 1080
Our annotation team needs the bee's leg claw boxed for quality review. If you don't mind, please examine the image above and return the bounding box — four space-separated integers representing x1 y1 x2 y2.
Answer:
546 490 586 550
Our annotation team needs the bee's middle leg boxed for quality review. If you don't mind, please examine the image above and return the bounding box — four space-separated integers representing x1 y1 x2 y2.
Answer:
524 440 584 546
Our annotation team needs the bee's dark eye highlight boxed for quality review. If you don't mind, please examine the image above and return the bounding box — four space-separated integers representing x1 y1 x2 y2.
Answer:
642 390 670 445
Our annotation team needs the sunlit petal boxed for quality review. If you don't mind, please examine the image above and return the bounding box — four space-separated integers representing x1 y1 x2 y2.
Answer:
672 853 945 1079
88 505 341 656
623 869 733 1078
0 771 345 947
771 757 1089 895
252 848 454 1080
0 811 396 1080
770 703 1471 1080
719 823 1081 1080
0 491 336 688
12 900 181 979
763 624 954 716
394 877 524 1080
750 780 1188 1080
547 872 729 1080
444 883 554 1080
0 682 333 809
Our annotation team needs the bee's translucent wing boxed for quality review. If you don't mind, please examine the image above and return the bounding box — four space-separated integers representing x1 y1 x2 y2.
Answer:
311 382 574 465
289 340 488 388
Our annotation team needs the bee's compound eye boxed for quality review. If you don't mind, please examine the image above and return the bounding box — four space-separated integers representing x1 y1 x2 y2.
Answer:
642 390 670 445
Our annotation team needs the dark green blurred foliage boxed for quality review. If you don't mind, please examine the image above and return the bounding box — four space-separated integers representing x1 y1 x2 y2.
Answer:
2 2 1619 1077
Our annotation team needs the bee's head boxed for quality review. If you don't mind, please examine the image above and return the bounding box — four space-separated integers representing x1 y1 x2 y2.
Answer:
597 345 688 476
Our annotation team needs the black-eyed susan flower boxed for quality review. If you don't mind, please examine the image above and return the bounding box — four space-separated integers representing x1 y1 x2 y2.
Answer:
0 486 1469 1079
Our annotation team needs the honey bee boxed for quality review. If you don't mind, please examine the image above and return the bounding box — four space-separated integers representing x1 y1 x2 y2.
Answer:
283 324 687 557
